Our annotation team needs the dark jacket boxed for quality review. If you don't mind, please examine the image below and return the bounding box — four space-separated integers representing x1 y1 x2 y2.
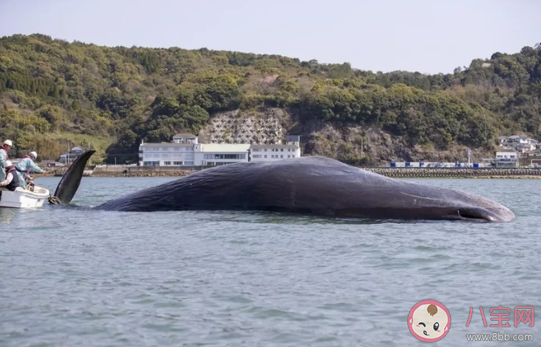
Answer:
5 167 20 191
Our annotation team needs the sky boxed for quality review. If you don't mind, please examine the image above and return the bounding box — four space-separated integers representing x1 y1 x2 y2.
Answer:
0 0 539 74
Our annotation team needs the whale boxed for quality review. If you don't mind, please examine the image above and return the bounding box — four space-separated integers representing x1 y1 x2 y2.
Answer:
47 150 516 223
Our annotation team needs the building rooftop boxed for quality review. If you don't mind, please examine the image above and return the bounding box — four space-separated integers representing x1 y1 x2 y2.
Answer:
142 143 194 147
251 144 299 148
173 133 197 138
507 135 529 140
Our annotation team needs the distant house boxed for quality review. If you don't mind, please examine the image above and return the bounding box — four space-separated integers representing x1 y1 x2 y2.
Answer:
527 138 540 150
499 135 540 155
172 133 198 144
517 143 536 153
286 135 301 144
505 135 528 145
58 146 85 163
494 151 518 168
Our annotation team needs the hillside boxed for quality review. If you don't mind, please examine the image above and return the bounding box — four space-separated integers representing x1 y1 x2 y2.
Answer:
0 33 540 165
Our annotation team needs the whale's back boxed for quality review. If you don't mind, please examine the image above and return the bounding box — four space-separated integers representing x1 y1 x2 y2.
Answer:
92 156 515 222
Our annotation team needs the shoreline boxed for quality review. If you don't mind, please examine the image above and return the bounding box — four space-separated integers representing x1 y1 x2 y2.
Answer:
365 167 541 179
35 167 541 179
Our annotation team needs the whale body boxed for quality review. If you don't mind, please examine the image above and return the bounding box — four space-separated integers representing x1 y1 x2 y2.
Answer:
50 151 516 223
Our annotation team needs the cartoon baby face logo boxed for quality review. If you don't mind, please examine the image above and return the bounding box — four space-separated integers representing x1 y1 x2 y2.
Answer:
408 300 451 342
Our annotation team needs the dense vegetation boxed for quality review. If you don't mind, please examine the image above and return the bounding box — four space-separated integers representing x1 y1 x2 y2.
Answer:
0 33 540 164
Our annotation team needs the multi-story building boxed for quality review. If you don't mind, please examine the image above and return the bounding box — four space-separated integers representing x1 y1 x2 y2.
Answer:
138 142 195 166
494 151 519 168
139 133 301 167
197 144 250 166
249 136 302 162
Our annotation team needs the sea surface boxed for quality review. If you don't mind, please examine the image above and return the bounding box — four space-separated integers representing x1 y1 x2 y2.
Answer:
0 176 540 347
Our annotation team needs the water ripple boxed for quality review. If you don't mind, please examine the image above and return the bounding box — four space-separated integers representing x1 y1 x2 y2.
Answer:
0 177 539 347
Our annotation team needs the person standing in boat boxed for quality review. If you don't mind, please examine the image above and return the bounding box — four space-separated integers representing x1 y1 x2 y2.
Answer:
0 139 13 182
0 160 23 191
15 151 43 187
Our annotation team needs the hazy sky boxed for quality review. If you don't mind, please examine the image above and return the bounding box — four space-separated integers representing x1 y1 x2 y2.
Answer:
0 0 539 74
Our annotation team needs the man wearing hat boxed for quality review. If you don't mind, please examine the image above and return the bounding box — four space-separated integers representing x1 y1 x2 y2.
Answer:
0 160 23 191
0 139 13 182
15 151 43 187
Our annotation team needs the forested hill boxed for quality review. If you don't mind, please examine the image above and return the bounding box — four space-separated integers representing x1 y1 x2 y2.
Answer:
0 33 540 164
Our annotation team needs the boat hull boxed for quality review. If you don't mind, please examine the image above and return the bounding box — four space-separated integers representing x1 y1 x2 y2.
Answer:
0 186 49 209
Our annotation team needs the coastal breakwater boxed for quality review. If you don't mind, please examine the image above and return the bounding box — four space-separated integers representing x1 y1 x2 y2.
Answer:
365 167 541 179
49 165 541 179
118 167 541 178
92 170 192 177
50 166 192 178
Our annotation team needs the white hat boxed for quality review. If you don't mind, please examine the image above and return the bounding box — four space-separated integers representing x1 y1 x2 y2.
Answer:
5 160 12 167
3 140 12 146
30 151 37 159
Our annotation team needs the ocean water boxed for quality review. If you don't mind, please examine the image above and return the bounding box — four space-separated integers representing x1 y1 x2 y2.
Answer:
0 176 539 347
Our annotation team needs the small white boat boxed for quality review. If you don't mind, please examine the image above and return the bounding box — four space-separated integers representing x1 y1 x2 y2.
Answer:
0 185 50 209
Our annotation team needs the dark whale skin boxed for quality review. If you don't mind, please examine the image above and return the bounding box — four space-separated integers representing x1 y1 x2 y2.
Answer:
90 156 515 223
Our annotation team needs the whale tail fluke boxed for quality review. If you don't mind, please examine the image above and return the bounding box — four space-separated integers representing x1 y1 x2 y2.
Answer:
49 150 96 205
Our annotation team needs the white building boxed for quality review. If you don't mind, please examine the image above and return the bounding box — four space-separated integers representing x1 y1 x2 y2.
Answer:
172 133 198 144
498 135 540 157
505 135 529 145
139 142 195 166
500 135 539 147
197 144 250 166
139 134 302 166
516 143 537 153
494 151 518 168
250 136 302 162
250 145 301 161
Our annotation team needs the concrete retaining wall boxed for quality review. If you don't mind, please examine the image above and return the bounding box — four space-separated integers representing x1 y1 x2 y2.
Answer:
109 171 192 177
118 167 541 178
364 167 541 178
92 166 128 173
51 165 541 178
